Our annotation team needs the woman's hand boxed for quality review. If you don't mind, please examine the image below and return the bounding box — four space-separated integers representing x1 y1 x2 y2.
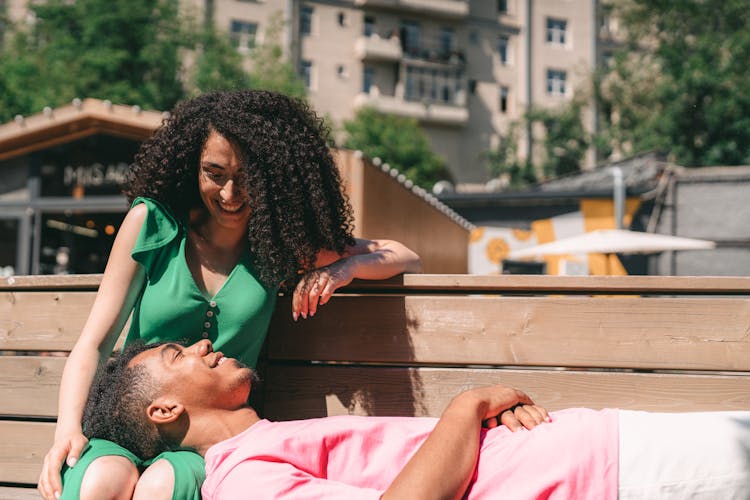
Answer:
38 432 89 499
292 260 354 320
292 238 421 321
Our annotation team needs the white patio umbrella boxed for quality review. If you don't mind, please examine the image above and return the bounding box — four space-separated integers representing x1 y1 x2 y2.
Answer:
508 229 716 259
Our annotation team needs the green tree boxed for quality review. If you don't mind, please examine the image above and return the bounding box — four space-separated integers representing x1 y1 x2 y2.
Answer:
342 107 451 189
527 99 590 179
598 0 750 166
246 12 306 99
192 28 251 93
0 0 250 120
485 122 536 188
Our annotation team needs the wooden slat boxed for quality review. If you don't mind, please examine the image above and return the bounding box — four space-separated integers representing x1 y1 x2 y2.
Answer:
340 274 750 294
3 273 750 294
0 274 101 291
0 486 41 500
0 357 66 417
0 292 96 351
0 421 55 485
262 365 750 421
268 296 750 370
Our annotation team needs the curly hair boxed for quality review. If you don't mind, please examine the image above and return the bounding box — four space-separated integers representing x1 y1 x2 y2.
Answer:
82 342 174 460
124 90 355 288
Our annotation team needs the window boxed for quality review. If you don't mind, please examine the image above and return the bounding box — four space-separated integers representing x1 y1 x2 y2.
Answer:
230 20 257 52
338 12 346 27
546 69 566 96
300 5 313 35
404 65 463 104
439 27 454 56
300 60 312 89
364 15 375 37
363 66 374 93
546 18 567 45
336 64 348 79
499 86 509 113
469 30 479 46
498 35 509 64
497 0 508 13
400 20 421 56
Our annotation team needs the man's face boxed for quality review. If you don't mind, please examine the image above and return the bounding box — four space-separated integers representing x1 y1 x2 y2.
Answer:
130 339 253 411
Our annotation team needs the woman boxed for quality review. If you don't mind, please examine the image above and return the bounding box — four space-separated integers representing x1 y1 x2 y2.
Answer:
38 90 422 500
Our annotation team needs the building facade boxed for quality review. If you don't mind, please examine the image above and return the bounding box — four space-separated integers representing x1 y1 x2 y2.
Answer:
4 0 619 185
195 0 619 185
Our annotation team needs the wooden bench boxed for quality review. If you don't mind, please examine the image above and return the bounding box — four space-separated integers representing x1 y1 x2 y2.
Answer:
2 274 750 497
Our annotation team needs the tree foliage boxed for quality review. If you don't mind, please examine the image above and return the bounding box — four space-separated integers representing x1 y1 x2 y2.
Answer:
246 11 306 99
0 0 253 120
192 28 251 93
342 107 452 189
527 99 590 179
485 122 536 188
486 98 589 188
599 0 750 166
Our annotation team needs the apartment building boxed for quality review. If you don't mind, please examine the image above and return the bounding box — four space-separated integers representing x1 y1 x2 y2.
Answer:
5 0 619 185
202 0 619 185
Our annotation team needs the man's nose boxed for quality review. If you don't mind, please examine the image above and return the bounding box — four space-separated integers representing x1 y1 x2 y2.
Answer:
189 339 213 356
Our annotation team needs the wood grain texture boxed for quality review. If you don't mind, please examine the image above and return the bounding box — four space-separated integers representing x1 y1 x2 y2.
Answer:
268 296 750 370
262 365 750 421
0 274 101 291
3 273 750 294
0 357 66 417
339 274 750 294
0 292 96 351
0 486 41 500
0 421 54 485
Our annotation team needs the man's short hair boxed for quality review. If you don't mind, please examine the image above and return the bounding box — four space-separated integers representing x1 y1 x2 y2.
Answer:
82 341 175 459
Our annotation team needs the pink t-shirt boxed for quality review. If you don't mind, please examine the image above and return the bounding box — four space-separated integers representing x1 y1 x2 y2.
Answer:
202 408 619 499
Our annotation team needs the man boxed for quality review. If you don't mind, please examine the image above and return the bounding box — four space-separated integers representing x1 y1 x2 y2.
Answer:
83 340 750 499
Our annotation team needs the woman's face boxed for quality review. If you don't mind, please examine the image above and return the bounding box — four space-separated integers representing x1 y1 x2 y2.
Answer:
197 131 251 231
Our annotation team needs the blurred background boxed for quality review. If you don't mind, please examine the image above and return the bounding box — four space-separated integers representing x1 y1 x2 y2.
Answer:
1 0 748 277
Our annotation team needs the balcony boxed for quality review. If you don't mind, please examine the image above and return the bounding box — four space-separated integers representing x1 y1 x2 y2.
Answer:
354 87 468 127
355 0 469 19
401 44 466 66
355 34 403 62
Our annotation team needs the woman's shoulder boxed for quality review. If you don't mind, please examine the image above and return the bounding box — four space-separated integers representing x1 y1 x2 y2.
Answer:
129 197 182 256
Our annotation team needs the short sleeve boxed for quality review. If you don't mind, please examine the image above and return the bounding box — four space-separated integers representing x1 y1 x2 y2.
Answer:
130 197 181 274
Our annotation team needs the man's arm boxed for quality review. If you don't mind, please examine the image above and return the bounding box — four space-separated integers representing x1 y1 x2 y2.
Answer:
382 385 549 500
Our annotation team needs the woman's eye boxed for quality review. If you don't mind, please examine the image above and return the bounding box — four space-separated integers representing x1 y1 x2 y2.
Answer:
204 170 224 182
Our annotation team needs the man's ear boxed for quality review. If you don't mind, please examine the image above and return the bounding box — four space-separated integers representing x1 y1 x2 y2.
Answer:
147 398 185 425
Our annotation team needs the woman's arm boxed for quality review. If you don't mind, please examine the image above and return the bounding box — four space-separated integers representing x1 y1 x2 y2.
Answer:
382 385 549 500
293 238 422 320
38 205 148 500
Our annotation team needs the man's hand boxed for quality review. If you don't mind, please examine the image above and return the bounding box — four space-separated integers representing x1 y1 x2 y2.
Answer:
451 384 550 432
383 384 549 500
483 403 550 431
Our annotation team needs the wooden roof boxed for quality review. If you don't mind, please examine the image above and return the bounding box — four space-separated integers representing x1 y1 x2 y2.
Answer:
0 98 164 161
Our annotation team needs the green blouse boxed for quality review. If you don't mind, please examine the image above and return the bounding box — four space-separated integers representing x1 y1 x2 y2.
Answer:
124 197 277 367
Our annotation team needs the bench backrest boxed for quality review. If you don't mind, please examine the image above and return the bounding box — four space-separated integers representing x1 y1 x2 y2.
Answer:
2 274 750 494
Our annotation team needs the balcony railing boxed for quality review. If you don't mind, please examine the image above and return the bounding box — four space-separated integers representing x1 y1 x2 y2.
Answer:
355 34 403 61
355 0 469 18
354 86 468 127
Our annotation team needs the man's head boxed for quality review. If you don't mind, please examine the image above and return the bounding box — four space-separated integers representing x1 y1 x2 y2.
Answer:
83 340 255 459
